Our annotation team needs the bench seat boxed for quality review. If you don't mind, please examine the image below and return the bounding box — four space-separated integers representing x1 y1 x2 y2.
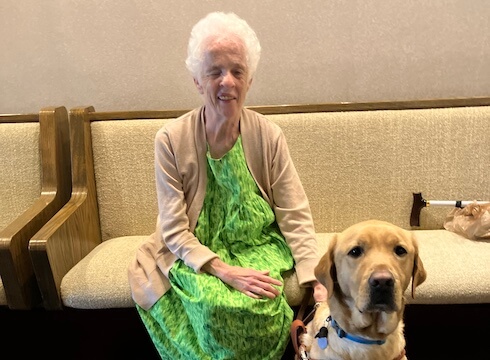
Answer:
58 229 489 309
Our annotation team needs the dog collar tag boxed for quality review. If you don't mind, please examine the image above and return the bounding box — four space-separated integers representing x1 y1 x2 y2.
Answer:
315 326 329 349
317 337 328 349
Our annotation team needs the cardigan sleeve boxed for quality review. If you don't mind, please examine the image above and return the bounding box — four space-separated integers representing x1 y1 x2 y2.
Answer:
154 117 218 273
269 129 319 285
241 110 320 286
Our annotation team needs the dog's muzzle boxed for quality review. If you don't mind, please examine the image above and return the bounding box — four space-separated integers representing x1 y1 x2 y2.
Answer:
367 270 396 312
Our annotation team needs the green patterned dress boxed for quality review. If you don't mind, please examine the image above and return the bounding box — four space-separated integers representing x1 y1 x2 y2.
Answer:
137 136 294 359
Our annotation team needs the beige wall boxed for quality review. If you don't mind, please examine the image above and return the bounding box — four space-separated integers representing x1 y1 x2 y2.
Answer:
1 0 489 113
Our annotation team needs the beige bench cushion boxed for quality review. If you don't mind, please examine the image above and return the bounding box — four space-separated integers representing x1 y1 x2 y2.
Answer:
409 230 490 304
60 230 490 309
60 236 143 309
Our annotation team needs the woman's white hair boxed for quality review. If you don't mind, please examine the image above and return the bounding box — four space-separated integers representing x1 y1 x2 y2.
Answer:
185 12 261 81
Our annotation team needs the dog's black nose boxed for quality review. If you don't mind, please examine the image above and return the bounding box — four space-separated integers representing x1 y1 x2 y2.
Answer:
369 273 394 289
368 271 395 311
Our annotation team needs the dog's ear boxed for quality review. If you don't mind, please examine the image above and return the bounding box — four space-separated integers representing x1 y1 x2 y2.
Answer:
314 235 337 298
411 236 427 298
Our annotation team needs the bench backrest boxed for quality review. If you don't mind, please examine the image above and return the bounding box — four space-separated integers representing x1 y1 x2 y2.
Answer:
0 116 41 229
91 119 169 240
86 98 490 241
269 105 490 232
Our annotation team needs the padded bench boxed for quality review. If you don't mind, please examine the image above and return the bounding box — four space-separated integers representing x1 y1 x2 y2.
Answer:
28 98 490 311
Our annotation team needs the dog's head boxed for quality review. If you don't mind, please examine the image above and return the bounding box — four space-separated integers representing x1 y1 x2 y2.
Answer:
315 220 426 315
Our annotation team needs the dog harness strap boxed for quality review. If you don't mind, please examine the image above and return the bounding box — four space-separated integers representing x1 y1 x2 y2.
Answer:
291 319 307 356
291 288 315 359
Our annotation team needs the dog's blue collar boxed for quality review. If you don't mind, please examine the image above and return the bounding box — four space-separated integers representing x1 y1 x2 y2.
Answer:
316 316 386 347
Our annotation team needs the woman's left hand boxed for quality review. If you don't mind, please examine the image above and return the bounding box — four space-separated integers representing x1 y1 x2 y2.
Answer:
202 258 282 299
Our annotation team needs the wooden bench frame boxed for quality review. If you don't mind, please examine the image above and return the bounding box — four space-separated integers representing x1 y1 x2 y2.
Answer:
0 106 71 309
29 96 490 310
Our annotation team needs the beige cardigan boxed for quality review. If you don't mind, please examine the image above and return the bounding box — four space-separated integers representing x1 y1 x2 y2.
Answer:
128 106 319 310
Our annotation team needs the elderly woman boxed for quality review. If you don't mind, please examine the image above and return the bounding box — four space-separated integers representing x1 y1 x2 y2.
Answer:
128 11 326 359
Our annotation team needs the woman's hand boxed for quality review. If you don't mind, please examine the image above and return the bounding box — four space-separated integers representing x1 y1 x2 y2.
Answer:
202 258 282 299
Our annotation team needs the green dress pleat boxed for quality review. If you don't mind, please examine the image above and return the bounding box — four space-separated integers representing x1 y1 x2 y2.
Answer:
137 136 294 360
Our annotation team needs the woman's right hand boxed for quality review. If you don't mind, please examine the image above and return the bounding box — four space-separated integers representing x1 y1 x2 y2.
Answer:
202 258 282 299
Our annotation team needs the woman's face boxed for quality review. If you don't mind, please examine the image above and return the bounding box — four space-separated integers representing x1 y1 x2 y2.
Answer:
194 37 252 122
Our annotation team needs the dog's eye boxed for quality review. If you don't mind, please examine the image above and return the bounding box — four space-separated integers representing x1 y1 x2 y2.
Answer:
394 245 407 256
348 246 363 258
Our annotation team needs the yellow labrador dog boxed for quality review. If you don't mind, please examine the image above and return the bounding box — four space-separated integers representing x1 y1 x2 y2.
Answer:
300 220 426 360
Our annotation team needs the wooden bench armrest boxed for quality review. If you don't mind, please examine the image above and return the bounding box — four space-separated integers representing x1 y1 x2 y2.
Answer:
30 192 101 310
29 106 101 310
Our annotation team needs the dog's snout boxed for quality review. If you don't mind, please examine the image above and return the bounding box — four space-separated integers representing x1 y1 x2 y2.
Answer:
369 270 394 289
367 270 396 312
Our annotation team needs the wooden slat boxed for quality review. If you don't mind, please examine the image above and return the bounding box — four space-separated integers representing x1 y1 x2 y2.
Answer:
88 96 490 121
248 96 490 114
0 113 40 123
